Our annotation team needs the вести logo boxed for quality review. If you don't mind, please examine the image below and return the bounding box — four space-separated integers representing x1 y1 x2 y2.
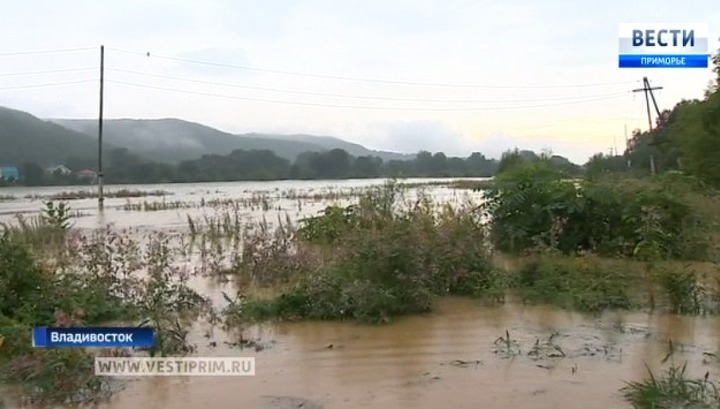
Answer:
618 24 709 68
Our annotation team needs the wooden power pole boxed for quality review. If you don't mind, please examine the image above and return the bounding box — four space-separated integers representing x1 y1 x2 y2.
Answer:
632 77 663 175
98 45 105 210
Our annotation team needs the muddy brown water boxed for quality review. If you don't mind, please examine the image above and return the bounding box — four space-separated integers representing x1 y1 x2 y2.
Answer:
87 298 720 409
3 179 720 408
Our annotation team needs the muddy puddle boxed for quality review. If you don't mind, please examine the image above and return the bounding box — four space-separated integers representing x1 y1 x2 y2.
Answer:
88 298 720 409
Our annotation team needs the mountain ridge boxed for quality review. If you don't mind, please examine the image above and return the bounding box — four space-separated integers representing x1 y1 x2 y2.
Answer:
0 106 123 166
0 105 579 172
51 118 414 163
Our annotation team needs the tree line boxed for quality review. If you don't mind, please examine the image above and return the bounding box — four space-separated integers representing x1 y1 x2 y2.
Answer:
2 148 509 186
586 41 720 188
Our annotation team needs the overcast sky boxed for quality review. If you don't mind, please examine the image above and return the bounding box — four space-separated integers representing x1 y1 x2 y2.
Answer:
0 0 718 163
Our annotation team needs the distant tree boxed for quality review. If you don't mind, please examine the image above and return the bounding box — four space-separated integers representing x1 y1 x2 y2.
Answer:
585 153 628 178
496 149 527 175
21 162 45 186
324 149 351 178
431 152 448 174
352 155 382 177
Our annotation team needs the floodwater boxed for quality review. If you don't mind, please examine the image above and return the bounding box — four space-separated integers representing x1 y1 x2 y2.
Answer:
2 178 719 408
0 178 483 230
101 298 720 409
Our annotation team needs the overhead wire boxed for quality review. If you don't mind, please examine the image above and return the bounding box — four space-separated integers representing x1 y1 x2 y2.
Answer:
108 47 638 89
0 79 96 92
106 79 631 112
0 67 96 77
0 47 96 57
107 67 631 104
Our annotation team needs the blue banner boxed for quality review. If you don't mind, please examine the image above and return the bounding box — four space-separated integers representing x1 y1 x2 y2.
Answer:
618 54 708 68
32 327 155 348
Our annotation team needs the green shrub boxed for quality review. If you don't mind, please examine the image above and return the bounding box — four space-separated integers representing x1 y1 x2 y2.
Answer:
0 233 52 323
657 267 706 315
515 255 636 313
0 216 207 404
230 183 501 324
483 163 705 260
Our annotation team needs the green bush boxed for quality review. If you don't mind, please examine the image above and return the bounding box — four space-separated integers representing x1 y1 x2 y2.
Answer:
0 233 53 323
483 162 704 260
0 220 207 404
232 184 502 324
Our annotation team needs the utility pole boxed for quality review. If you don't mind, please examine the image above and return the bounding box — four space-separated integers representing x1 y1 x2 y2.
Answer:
632 77 663 175
613 134 618 156
98 45 105 210
624 124 631 169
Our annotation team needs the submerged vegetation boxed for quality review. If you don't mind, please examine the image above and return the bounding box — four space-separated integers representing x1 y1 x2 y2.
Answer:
230 181 503 323
621 341 720 409
23 189 171 201
0 202 209 406
622 364 720 409
214 161 720 325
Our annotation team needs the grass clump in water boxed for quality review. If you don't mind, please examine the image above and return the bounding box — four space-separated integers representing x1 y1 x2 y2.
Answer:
621 364 720 409
227 181 503 324
513 254 639 313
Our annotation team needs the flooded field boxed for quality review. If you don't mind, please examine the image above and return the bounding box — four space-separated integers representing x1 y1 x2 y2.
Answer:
100 298 720 409
2 177 719 409
0 178 482 231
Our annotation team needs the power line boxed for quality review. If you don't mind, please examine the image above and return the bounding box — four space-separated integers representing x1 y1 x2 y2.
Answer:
0 47 96 57
107 68 631 104
107 79 630 111
0 79 96 91
108 47 638 89
0 67 96 77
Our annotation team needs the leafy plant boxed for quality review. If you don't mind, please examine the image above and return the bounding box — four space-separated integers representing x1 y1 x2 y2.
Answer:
41 201 72 230
483 163 701 260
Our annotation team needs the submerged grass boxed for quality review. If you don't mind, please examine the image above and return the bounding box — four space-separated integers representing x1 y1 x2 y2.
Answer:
122 199 191 211
25 189 171 201
512 254 642 313
622 364 720 409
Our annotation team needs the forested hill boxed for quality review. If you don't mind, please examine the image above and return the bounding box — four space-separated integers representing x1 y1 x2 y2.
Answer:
52 118 413 163
0 104 583 186
0 106 121 166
